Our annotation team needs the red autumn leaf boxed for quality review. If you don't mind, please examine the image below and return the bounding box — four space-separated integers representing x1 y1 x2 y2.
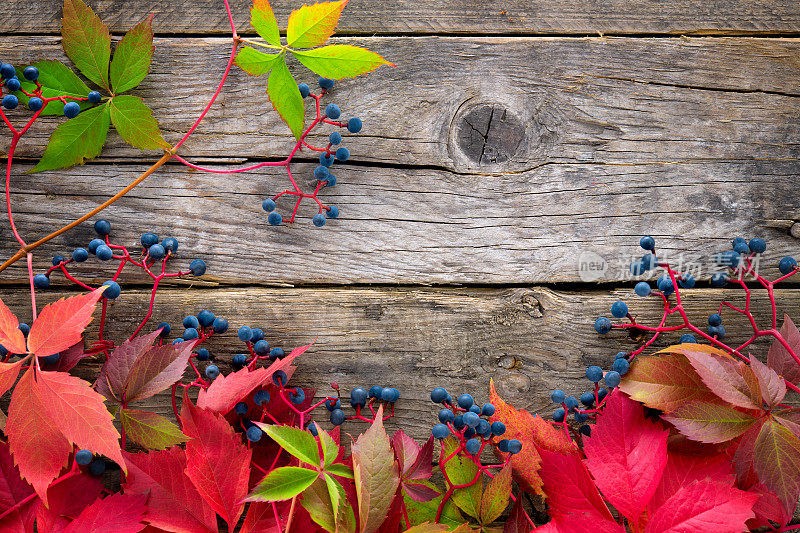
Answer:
123 447 218 533
533 514 625 533
583 392 668 524
503 496 529 533
6 369 124 503
96 329 162 402
662 401 760 444
63 493 147 533
488 380 575 496
749 355 786 407
392 429 421 477
122 340 194 403
649 448 733 510
0 360 24 399
196 342 311 413
619 352 719 411
744 480 790 528
26 286 107 357
180 394 252 531
767 315 800 384
0 297 25 355
773 408 800 436
35 473 103 533
0 441 36 532
678 347 761 410
46 341 90 372
644 480 757 533
753 418 800 518
733 420 764 487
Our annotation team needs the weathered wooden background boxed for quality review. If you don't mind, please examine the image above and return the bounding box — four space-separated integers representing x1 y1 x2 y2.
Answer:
1 1 799 447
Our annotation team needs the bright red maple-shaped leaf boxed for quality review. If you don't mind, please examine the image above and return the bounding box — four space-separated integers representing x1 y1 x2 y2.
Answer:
196 342 311 413
6 369 124 503
34 473 103 533
644 480 757 533
648 448 733 510
180 394 252 530
0 441 35 532
63 493 147 533
488 380 575 496
26 286 107 357
123 447 218 533
0 297 26 355
767 315 800 384
583 392 668 525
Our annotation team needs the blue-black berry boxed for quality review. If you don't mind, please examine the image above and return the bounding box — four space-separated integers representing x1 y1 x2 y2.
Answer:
605 371 621 388
2 95 18 109
335 147 349 161
75 449 93 465
298 83 310 98
438 408 454 423
269 347 284 359
320 152 335 167
325 103 341 119
212 316 228 333
634 282 651 297
709 324 726 339
586 366 603 382
197 310 215 327
33 274 50 289
553 408 565 422
319 77 334 90
432 423 449 439
457 394 474 409
5 78 20 92
205 365 220 380
234 402 248 415
89 460 105 476
594 317 612 334
289 388 306 405
28 97 43 112
63 101 80 118
183 328 199 340
640 236 655 250
657 275 674 295
158 322 171 336
148 244 166 260
679 334 697 343
708 313 722 326
162 237 179 253
238 326 253 342
96 245 113 261
247 426 263 442
329 131 342 145
273 370 288 387
430 387 448 403
88 91 102 104
262 198 276 212
52 255 66 266
326 206 339 219
254 390 270 406
189 259 207 276
313 213 326 227
0 64 15 79
779 257 797 275
93 219 111 235
462 411 480 428
550 389 565 404
612 358 629 375
196 348 210 361
611 301 628 318
749 238 766 254
580 392 595 406
350 387 368 407
23 66 39 81
330 409 346 425
73 248 89 262
268 212 282 226
347 117 362 133
711 273 729 288
254 340 270 355
141 233 159 248
101 280 121 299
491 421 505 436
679 274 696 289
232 353 248 366
465 438 481 455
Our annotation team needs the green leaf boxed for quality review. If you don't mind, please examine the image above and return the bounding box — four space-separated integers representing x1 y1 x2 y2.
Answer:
302 477 337 531
663 401 760 444
441 436 482 519
260 424 321 466
119 408 187 450
251 0 281 47
479 464 511 525
13 61 92 116
61 0 112 89
319 428 339 468
246 466 319 501
234 47 282 76
110 15 155 93
267 57 305 140
292 45 393 79
31 102 111 173
286 0 348 48
753 418 800 518
324 473 341 519
108 95 168 150
404 480 464 529
324 462 354 479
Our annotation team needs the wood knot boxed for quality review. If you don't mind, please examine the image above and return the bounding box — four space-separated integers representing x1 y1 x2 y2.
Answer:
790 222 800 239
455 103 524 165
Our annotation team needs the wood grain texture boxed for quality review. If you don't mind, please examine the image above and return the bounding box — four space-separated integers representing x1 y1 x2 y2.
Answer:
1 286 797 442
0 36 798 173
1 160 799 285
2 0 800 36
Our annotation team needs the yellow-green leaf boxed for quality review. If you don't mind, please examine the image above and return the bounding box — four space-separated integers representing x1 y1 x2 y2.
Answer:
109 95 168 150
292 44 393 79
260 424 321 466
479 464 512 524
31 102 111 173
235 47 282 76
324 462 354 479
251 0 281 47
119 408 187 450
61 0 111 89
319 428 339 468
267 57 305 140
302 477 337 531
246 466 319 501
110 15 155 93
286 0 348 48
753 418 800 517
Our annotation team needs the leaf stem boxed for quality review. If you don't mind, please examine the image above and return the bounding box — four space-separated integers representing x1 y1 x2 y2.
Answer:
240 38 284 50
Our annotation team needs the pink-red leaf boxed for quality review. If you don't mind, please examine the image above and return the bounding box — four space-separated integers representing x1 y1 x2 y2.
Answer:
583 392 668 523
123 340 193 402
63 493 147 533
0 441 35 532
0 298 25 355
402 481 440 503
679 347 761 410
663 401 760 444
649 449 733 510
0 360 23 400
750 355 786 407
536 446 613 522
767 315 800 384
27 286 107 357
95 329 162 402
753 418 800 518
180 394 251 531
644 480 757 533
392 430 421 477
34 472 102 532
123 447 218 533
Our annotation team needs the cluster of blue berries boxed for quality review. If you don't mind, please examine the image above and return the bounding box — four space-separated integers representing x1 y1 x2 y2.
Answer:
320 384 401 427
162 310 228 379
1 62 102 116
549 386 609 438
242 371 302 442
74 448 107 476
428 387 519 457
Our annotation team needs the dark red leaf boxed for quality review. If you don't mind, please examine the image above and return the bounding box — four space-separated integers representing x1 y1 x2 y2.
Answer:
63 493 147 533
0 442 35 532
35 472 103 533
749 356 786 407
391 429 420 476
767 315 800 385
536 446 613 522
406 435 434 480
47 341 90 372
403 481 440 502
95 329 162 402
503 496 529 533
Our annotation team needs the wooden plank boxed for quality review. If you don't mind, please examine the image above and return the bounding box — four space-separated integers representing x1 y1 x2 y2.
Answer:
1 286 797 442
2 0 800 36
1 160 799 285
0 36 798 173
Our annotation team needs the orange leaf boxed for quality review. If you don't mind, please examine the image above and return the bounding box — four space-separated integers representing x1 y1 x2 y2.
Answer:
27 286 107 357
0 297 26 355
488 379 575 495
0 360 23 399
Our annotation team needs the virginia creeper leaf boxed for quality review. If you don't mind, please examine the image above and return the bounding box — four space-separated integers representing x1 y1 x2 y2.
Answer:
286 0 348 48
7 369 124 503
0 298 26 354
644 480 758 533
251 0 281 46
292 45 393 79
584 392 668 523
774 408 800 436
63 492 147 533
235 47 283 76
319 428 341 468
180 395 251 530
750 355 786 407
302 477 337 531
392 430 421 476
325 462 354 479
351 404 400 531
61 0 112 89
110 15 154 93
0 441 36 532
27 286 107 357
663 401 760 444
267 56 305 140
503 497 528 533
403 481 440 503
746 480 790 527
95 329 160 402
488 379 575 495
46 341 89 372
679 346 761 410
0 360 23 399
109 95 168 150
35 471 102 532
402 524 449 532
619 352 720 411
122 339 192 403
247 466 319 501
259 423 321 466
119 408 188 450
12 60 92 116
123 447 218 533
441 436 482 519
649 449 734 510
753 418 800 518
480 463 512 525
30 102 111 173
403 480 464 530
767 315 800 384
